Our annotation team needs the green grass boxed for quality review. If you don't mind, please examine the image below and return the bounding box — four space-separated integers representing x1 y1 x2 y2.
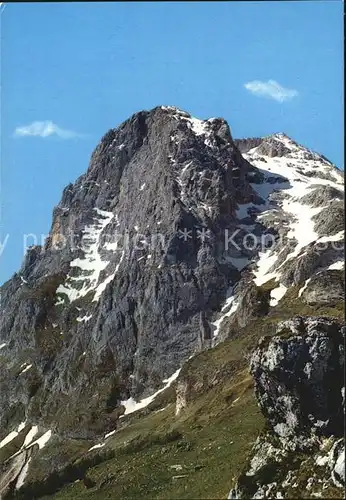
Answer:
39 391 263 500
7 280 344 500
14 332 264 500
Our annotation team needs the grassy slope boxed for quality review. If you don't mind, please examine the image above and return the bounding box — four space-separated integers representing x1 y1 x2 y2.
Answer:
17 339 264 500
11 287 344 500
56 391 262 500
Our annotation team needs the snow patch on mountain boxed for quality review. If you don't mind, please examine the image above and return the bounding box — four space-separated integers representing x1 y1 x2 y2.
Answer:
298 278 312 298
76 314 93 322
56 208 121 304
270 284 287 306
328 260 344 271
120 368 181 416
0 422 26 449
241 133 344 298
22 426 39 448
88 443 105 452
28 430 52 450
19 363 32 375
162 105 214 141
212 295 239 338
15 458 32 490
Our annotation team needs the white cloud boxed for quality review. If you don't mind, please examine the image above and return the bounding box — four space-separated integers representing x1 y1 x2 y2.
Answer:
14 121 84 139
244 80 298 103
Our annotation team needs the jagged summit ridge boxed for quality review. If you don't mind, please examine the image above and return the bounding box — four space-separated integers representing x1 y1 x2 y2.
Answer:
1 105 344 387
236 131 339 168
225 130 344 320
0 105 262 440
0 106 344 497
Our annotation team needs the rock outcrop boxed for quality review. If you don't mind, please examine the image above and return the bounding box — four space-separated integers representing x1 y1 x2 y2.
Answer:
251 316 344 441
301 269 345 306
231 316 345 499
300 184 343 208
312 201 345 237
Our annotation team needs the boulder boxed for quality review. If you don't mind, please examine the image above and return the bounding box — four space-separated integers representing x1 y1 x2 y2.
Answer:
302 269 344 306
250 316 344 441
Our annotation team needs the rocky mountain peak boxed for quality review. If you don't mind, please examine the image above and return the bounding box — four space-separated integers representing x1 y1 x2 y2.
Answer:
1 106 261 435
0 106 344 498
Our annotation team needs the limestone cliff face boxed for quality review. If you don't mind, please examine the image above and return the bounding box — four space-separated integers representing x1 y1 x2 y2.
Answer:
0 106 344 497
231 316 345 499
251 316 344 441
0 106 261 440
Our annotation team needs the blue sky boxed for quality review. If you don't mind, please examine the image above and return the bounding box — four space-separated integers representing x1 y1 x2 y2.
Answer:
1 1 343 284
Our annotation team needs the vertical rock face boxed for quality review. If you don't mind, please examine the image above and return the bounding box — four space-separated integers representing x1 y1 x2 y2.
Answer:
250 316 345 441
0 106 260 437
231 316 345 499
0 106 344 496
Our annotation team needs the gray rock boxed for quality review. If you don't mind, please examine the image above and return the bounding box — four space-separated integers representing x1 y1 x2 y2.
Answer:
0 106 260 438
303 169 339 182
312 201 344 237
235 135 294 158
0 106 344 454
280 241 344 287
255 138 291 158
250 316 345 441
300 185 343 208
234 138 263 154
218 279 271 342
302 270 344 306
